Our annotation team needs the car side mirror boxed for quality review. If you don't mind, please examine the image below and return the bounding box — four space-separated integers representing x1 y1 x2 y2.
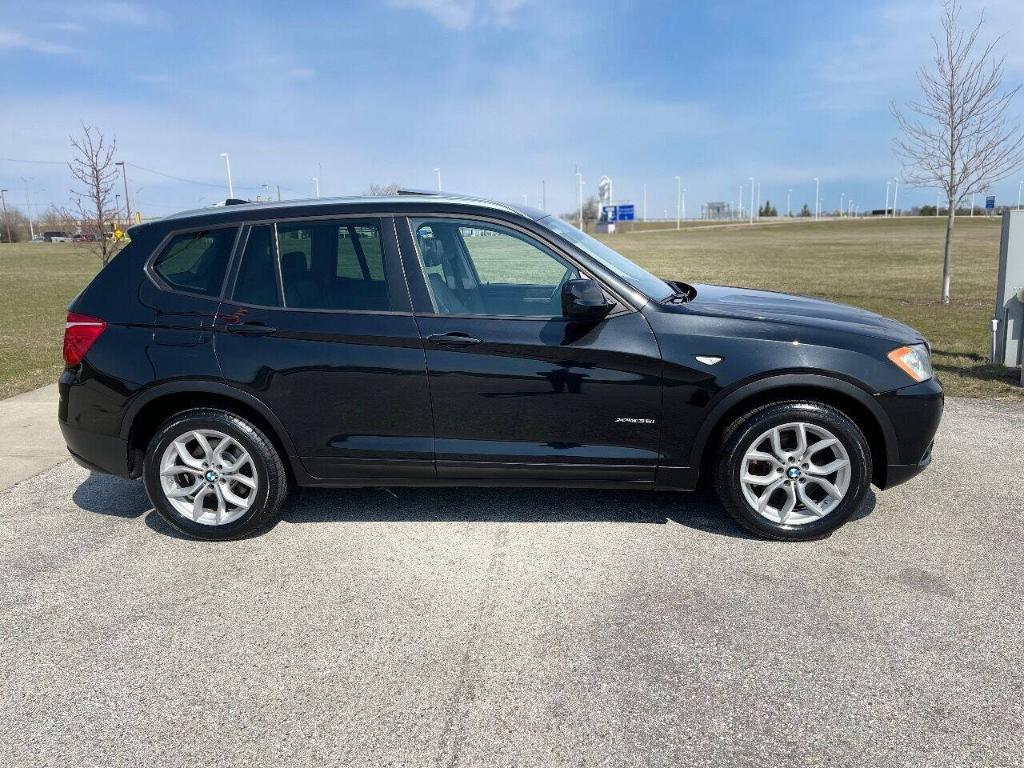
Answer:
561 278 613 320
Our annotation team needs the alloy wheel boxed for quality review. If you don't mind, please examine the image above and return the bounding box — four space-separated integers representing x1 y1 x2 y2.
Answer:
738 421 852 526
158 429 258 526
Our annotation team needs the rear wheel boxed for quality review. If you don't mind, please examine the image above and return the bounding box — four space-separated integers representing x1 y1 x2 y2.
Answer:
714 401 872 541
143 408 288 540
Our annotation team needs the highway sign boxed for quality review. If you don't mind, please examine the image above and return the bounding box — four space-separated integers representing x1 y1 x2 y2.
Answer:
618 204 635 221
986 195 996 210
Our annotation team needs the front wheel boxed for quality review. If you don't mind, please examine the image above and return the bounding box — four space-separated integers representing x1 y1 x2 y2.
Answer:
714 401 872 541
143 408 288 540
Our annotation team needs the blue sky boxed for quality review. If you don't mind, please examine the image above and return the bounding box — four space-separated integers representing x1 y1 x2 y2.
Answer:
1 0 1022 219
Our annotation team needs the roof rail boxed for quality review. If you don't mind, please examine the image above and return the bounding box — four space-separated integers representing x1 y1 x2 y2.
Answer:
211 198 252 207
396 188 439 197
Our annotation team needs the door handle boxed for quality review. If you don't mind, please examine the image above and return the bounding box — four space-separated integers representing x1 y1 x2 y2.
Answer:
226 321 277 336
427 332 482 347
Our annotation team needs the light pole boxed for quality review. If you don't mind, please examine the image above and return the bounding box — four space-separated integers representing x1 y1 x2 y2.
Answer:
115 193 121 230
0 189 10 243
971 192 976 217
738 185 743 220
813 177 820 221
433 168 442 192
115 161 132 224
20 178 35 240
681 188 687 221
840 192 845 219
786 189 792 217
748 178 755 224
312 177 320 199
936 191 941 216
219 153 233 198
892 178 900 217
674 176 681 230
755 182 760 221
575 168 584 230
885 181 891 218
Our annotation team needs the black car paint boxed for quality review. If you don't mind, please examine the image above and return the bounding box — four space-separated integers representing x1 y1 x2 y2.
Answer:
58 196 943 494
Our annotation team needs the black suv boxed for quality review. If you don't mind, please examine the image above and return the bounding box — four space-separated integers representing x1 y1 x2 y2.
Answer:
59 193 942 541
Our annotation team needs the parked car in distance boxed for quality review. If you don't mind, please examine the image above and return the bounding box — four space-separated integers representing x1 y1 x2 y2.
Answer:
58 192 943 541
42 231 71 243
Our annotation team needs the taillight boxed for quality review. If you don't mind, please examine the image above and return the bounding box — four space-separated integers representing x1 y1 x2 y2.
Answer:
63 312 106 366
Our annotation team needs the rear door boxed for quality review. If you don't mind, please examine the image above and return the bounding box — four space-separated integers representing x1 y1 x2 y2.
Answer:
397 214 664 485
214 216 434 482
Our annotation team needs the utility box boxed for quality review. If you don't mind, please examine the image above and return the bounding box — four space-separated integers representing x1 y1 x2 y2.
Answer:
994 209 1024 367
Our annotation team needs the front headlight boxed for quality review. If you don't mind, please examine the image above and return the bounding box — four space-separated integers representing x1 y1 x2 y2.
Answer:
887 343 933 382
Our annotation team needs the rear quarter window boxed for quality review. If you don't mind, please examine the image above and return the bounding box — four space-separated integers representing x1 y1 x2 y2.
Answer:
152 227 238 297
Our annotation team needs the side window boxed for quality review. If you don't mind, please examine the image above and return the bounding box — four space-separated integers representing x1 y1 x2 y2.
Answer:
152 227 238 296
233 225 280 306
277 219 390 311
411 219 578 317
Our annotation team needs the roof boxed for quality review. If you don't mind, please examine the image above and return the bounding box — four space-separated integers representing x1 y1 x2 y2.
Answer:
143 191 550 231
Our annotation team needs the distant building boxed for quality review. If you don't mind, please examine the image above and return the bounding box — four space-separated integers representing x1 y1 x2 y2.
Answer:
702 201 732 220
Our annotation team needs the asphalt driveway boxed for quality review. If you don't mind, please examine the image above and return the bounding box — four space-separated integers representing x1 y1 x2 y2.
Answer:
1 397 1022 767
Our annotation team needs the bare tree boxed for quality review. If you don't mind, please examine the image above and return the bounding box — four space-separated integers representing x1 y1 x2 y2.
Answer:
363 183 401 196
891 0 1024 304
67 123 121 264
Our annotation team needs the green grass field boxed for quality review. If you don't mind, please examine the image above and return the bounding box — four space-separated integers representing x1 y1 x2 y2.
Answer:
0 216 1019 400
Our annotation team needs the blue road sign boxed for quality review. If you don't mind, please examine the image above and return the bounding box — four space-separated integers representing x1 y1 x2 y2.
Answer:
618 204 635 221
985 195 996 210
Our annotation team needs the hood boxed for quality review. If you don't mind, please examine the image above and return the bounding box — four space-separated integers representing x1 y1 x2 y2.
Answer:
679 283 924 344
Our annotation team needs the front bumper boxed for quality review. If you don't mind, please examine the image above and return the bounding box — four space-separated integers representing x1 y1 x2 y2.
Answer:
874 377 944 489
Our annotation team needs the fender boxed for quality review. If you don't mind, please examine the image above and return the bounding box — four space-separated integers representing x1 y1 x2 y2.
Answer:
686 372 899 469
119 379 299 460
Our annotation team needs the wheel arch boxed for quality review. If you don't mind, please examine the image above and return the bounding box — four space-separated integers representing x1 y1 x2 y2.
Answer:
121 382 300 481
692 374 897 488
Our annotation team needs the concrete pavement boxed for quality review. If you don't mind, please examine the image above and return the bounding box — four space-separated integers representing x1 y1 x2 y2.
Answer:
0 383 65 491
1 397 1022 767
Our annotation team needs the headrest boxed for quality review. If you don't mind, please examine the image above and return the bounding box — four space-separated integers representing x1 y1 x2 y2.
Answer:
281 251 307 276
419 236 444 267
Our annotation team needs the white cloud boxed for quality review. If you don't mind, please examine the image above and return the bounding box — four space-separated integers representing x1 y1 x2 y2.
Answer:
0 28 75 54
384 0 530 30
286 67 316 80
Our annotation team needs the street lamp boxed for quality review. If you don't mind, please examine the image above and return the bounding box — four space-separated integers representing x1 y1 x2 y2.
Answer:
840 192 845 219
892 177 900 217
219 153 233 198
20 177 35 240
681 188 687 221
755 182 760 221
813 177 820 221
748 177 755 224
885 181 891 218
674 176 681 230
971 192 976 217
312 177 320 199
115 193 121 230
786 188 792 217
575 168 585 230
433 168 442 192
115 161 132 224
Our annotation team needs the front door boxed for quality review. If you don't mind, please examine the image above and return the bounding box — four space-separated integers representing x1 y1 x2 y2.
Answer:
397 215 664 485
215 217 434 482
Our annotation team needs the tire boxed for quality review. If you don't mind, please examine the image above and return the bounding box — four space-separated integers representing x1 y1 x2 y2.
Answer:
714 401 872 541
143 408 288 541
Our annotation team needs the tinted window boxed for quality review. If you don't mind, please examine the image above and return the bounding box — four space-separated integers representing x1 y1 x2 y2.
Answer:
412 219 578 317
233 225 280 306
153 228 237 296
277 220 390 311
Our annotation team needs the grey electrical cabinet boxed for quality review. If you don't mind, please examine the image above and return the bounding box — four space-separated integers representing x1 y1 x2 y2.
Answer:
995 210 1024 367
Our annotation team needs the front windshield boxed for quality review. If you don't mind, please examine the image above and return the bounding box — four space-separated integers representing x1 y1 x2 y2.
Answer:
538 215 674 301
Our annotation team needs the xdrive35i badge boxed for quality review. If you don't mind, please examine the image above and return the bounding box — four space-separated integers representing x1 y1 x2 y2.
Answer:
615 417 656 424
